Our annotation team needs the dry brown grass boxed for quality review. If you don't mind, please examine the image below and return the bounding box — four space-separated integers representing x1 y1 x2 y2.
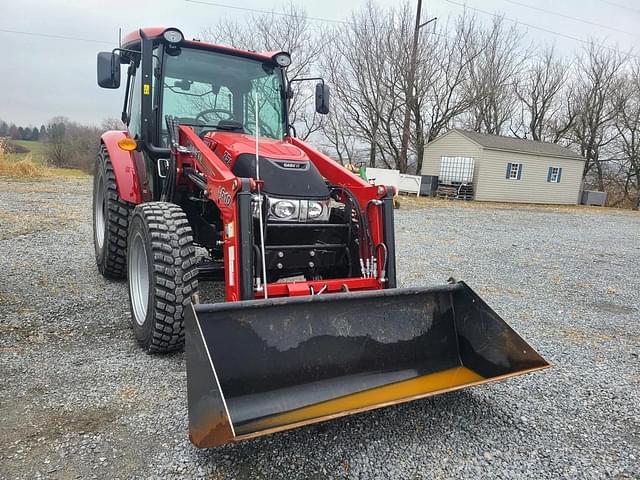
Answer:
399 193 637 215
0 140 41 178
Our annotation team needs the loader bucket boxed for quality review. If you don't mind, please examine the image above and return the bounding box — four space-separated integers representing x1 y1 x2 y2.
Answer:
185 281 549 448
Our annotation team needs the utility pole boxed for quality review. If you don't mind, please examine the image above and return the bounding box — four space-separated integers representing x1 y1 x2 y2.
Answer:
398 0 436 173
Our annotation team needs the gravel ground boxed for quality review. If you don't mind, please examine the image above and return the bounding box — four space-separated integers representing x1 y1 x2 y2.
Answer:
0 177 638 479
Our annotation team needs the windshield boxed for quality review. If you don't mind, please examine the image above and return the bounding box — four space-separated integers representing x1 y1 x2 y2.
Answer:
160 48 285 141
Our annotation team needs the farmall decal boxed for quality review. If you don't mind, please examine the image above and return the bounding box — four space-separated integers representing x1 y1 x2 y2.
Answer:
185 142 215 177
222 150 232 165
186 143 203 163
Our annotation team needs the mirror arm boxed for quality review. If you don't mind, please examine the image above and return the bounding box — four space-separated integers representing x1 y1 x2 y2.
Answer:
288 77 325 87
111 47 140 61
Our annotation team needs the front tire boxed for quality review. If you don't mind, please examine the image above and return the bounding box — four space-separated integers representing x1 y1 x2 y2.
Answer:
127 202 199 352
93 147 133 279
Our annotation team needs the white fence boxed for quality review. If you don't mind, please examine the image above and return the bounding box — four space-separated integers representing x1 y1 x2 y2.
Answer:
365 168 421 196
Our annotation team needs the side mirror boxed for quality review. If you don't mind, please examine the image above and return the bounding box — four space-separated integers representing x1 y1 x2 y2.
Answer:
315 82 330 115
97 52 121 89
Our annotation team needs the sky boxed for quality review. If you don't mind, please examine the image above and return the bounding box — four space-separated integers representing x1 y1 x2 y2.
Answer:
0 0 638 127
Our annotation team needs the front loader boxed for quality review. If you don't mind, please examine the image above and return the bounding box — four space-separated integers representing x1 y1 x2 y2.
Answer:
94 27 549 448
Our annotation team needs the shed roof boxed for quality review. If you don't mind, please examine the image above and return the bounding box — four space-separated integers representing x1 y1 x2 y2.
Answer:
446 129 584 161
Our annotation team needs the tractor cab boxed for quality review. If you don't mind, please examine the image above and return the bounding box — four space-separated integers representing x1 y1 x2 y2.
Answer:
97 27 329 201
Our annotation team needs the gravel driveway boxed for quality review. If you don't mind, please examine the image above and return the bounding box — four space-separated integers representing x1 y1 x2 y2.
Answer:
1 177 638 479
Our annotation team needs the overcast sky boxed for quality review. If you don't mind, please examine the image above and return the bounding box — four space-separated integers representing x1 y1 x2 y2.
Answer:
0 0 637 126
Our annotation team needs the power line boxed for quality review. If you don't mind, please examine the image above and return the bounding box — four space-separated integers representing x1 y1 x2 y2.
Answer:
0 28 112 45
503 0 638 37
186 0 454 41
184 0 349 24
444 0 636 58
598 0 640 15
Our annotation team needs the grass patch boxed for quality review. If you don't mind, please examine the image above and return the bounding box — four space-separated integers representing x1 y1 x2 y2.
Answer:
0 138 87 178
11 139 47 163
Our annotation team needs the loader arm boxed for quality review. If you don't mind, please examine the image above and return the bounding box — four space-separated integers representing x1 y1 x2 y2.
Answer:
175 125 396 301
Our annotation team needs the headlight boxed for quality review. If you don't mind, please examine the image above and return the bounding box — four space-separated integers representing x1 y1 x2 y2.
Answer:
302 199 331 222
271 200 298 219
307 201 324 219
258 196 331 222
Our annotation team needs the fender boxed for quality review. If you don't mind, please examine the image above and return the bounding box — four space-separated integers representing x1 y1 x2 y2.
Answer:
101 131 143 204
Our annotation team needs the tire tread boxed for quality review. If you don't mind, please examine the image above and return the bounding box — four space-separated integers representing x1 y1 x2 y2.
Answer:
131 202 198 352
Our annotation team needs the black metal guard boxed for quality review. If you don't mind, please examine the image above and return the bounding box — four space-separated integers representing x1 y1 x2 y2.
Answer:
381 188 397 288
236 178 254 300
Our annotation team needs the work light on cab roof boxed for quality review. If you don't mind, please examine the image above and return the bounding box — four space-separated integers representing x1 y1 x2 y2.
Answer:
272 52 291 67
162 27 183 44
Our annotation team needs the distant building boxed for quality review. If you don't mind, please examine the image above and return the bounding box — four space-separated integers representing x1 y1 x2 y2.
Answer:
422 129 585 205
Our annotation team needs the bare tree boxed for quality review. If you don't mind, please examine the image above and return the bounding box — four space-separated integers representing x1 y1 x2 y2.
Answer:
611 60 640 208
201 1 325 139
412 12 484 173
374 3 415 171
514 45 568 141
570 43 627 188
101 118 126 131
321 2 394 169
463 16 525 135
45 117 101 172
319 102 359 165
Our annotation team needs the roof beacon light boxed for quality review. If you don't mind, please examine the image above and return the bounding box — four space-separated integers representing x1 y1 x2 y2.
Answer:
162 28 184 44
273 52 291 67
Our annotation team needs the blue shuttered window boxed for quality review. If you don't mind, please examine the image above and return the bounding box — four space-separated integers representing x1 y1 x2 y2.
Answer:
547 167 562 183
506 163 522 180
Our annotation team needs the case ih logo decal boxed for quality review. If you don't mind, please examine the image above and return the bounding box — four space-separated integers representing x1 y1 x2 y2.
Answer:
276 161 305 169
218 186 232 206
222 151 232 165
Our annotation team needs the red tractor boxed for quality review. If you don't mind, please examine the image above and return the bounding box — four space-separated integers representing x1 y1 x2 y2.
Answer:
95 27 548 448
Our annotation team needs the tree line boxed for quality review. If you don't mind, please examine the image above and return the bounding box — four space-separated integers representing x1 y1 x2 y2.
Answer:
203 1 640 208
0 121 46 142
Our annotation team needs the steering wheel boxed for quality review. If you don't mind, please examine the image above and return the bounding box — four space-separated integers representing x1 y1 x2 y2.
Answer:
195 108 234 126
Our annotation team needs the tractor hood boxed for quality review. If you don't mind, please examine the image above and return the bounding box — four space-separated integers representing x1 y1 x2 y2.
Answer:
203 132 329 200
203 132 308 163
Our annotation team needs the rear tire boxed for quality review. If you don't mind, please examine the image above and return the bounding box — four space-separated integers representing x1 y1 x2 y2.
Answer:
127 202 199 352
93 146 133 279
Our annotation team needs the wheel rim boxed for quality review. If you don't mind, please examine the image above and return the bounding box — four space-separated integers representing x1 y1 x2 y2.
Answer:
129 232 149 326
94 174 106 250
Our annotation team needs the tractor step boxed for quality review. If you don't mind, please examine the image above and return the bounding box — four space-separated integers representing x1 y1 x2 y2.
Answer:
196 259 225 281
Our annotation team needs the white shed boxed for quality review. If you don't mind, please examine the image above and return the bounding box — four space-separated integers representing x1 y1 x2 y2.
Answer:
422 129 585 205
